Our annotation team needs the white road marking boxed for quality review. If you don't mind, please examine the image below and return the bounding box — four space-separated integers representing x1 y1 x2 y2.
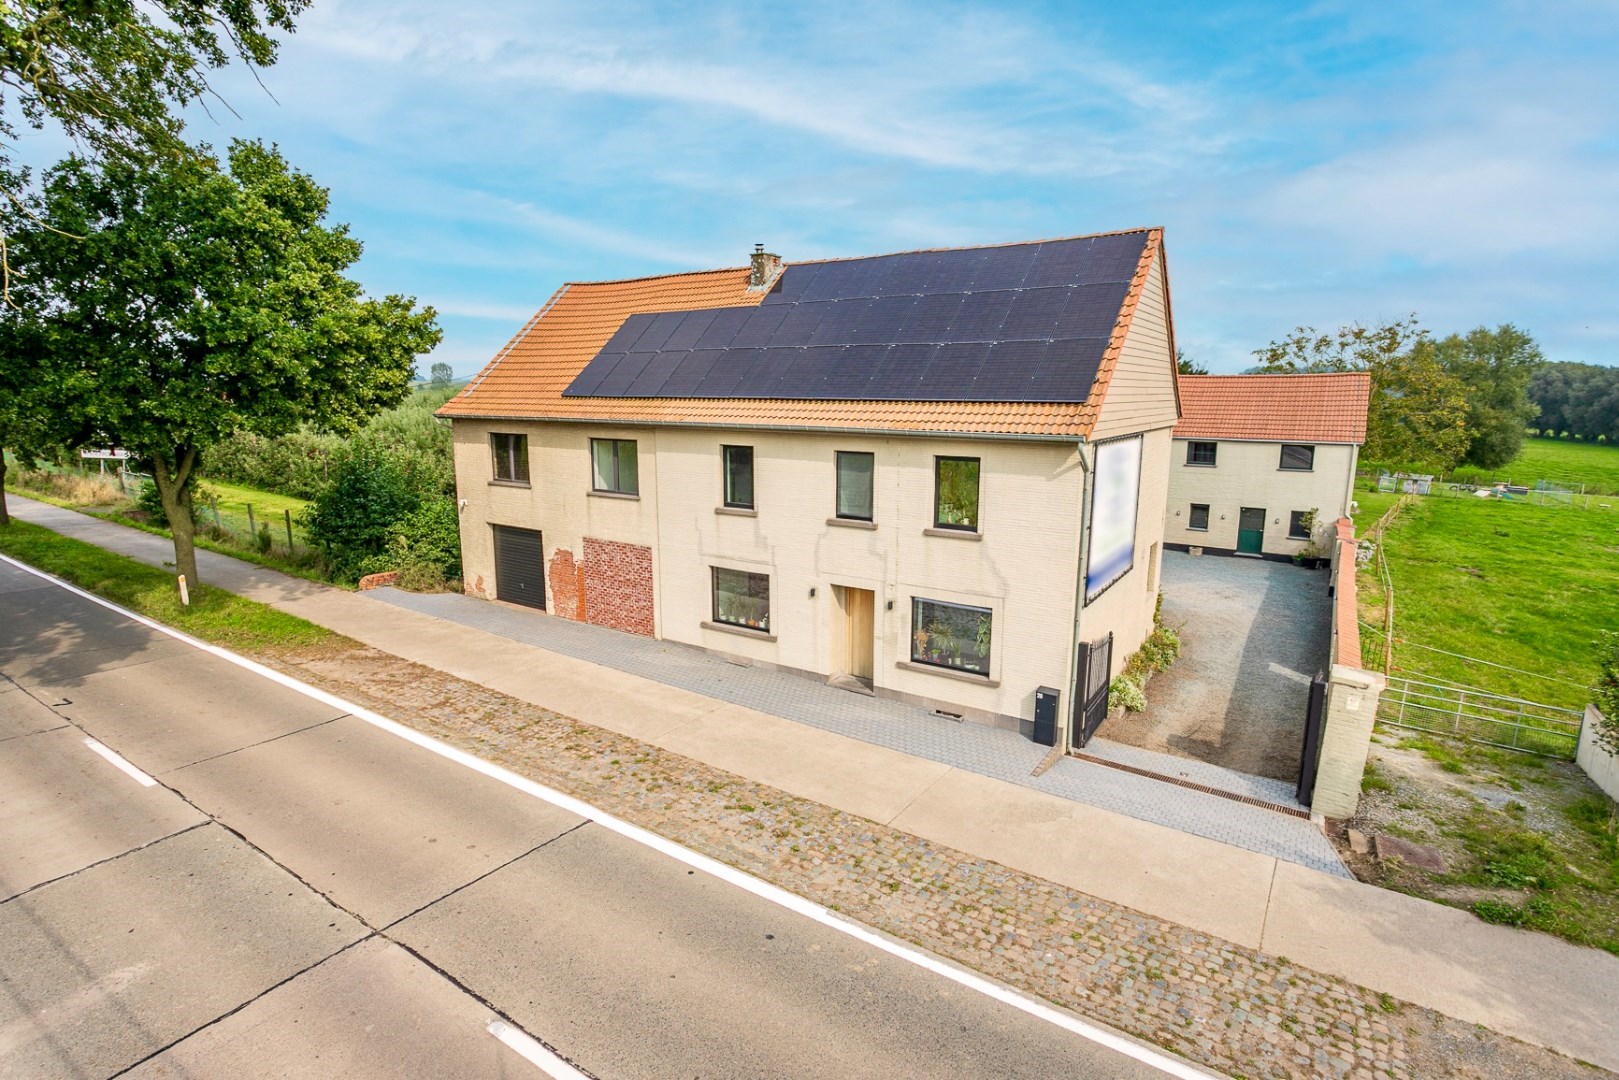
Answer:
83 737 158 787
0 553 1215 1079
487 1019 594 1079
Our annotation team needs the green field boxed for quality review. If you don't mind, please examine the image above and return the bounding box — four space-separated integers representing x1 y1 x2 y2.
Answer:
197 479 312 544
1359 496 1619 708
1449 437 1619 496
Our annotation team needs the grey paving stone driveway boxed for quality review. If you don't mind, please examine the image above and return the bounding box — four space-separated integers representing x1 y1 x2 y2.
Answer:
1106 552 1332 783
366 587 1349 878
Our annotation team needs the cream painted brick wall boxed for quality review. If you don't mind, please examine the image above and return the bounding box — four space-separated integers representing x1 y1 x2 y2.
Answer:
1077 425 1173 679
1163 440 1358 555
455 419 1094 722
653 429 1087 721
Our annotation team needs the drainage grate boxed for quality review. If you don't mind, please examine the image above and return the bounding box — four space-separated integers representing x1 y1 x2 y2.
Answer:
1071 752 1311 819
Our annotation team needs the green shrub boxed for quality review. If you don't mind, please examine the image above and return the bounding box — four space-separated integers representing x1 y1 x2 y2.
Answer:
1473 899 1527 926
385 498 462 589
1109 674 1146 713
301 446 422 582
1594 631 1619 756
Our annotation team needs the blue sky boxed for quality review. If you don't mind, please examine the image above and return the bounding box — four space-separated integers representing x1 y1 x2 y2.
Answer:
20 0 1619 376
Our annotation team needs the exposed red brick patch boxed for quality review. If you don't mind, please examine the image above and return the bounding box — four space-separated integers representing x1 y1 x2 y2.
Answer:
357 570 399 591
582 537 654 637
548 547 583 621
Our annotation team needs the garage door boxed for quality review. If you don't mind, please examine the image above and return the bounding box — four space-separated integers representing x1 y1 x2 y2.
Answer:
493 526 546 610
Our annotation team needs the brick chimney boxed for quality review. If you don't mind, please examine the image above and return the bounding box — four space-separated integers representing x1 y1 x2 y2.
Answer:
748 243 783 291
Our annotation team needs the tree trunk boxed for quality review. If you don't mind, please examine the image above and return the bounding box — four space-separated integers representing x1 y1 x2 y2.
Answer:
152 447 200 589
0 446 10 526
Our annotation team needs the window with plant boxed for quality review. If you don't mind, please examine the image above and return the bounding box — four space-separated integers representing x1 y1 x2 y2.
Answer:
591 438 639 494
933 456 980 530
835 451 874 520
1288 509 1315 540
722 445 754 508
712 567 770 631
910 598 992 675
491 433 529 484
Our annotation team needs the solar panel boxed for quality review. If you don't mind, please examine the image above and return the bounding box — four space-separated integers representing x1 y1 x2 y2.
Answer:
561 230 1152 403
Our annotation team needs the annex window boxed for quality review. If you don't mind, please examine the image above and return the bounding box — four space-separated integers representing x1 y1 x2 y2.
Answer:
934 456 981 531
490 433 529 484
1279 444 1315 472
1289 510 1313 540
591 438 639 495
712 567 770 632
1186 441 1217 467
1188 503 1210 531
910 598 992 676
722 445 754 509
835 451 874 521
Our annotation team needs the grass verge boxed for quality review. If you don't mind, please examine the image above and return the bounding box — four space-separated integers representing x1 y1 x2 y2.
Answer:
0 519 334 653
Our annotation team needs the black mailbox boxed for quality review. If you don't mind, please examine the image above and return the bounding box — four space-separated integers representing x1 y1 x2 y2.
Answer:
1033 686 1059 747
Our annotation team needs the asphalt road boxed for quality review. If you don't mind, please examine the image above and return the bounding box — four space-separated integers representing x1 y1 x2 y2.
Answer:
0 557 1201 1080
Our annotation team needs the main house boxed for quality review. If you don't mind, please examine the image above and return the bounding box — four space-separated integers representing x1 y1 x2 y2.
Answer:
1163 373 1371 558
439 229 1181 745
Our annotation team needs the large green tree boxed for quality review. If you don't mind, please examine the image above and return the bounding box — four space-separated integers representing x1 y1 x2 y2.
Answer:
1253 315 1471 472
1433 324 1543 469
4 140 440 585
1531 361 1619 443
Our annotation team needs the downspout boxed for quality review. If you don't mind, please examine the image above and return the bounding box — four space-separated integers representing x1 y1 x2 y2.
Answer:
1060 439 1094 752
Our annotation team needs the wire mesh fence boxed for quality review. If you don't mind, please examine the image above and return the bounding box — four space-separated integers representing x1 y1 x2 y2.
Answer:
1377 473 1616 511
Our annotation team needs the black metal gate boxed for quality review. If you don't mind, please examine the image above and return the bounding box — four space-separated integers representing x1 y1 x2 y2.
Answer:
493 525 546 610
1296 671 1328 805
1070 632 1113 749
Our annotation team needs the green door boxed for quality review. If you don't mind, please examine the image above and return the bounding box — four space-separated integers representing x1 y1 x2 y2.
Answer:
1237 507 1265 554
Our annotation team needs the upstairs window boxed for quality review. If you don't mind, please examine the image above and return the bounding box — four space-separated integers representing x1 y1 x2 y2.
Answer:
1279 444 1315 472
491 433 529 484
722 445 754 509
591 438 639 495
1186 441 1217 467
713 567 770 631
1188 504 1210 531
934 457 981 531
836 451 874 521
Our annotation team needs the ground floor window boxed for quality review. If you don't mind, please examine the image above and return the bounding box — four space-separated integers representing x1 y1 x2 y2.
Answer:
713 567 770 631
1188 503 1210 531
910 597 992 675
1289 510 1313 540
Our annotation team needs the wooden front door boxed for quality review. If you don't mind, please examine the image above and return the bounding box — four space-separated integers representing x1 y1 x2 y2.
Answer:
836 586 875 681
1237 507 1265 555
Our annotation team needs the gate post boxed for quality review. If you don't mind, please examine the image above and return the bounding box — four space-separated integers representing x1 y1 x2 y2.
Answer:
1310 664 1386 819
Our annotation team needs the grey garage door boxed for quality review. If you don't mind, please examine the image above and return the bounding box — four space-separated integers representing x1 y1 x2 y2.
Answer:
493 525 546 610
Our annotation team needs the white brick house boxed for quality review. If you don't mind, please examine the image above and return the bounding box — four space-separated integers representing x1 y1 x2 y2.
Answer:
1163 373 1371 559
441 230 1182 746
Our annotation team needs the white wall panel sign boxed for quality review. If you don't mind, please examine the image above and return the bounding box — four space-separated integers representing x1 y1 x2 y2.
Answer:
1085 436 1142 604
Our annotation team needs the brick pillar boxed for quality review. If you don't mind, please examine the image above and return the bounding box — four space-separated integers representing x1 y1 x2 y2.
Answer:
1312 664 1385 819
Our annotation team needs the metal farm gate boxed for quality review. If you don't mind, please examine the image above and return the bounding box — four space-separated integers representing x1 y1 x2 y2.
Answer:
1070 632 1113 750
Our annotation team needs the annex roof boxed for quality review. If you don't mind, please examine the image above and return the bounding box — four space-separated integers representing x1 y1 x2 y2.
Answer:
1173 373 1371 445
438 228 1166 438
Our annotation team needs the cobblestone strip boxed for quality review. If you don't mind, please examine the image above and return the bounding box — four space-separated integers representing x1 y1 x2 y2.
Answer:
276 644 1602 1080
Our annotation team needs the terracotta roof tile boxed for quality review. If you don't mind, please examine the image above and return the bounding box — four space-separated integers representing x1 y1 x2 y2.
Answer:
439 230 1164 438
1173 373 1370 444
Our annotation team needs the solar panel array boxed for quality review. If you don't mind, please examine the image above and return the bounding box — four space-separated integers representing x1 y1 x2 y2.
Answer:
563 231 1149 403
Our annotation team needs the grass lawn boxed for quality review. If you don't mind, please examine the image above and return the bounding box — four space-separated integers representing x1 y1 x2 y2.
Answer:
196 479 313 544
1358 495 1619 708
0 519 333 653
1349 483 1402 534
1502 437 1619 496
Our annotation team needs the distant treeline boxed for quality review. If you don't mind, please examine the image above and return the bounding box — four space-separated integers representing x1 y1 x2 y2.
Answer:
1529 362 1619 443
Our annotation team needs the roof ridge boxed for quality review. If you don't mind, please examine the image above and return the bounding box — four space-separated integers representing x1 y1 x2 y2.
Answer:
1180 371 1371 379
791 226 1160 267
562 265 751 287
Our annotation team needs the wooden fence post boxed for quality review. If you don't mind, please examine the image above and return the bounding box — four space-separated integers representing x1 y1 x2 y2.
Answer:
284 509 294 553
246 503 256 539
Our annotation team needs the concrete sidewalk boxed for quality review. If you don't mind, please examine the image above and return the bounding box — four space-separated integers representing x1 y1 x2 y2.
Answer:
8 495 1619 1072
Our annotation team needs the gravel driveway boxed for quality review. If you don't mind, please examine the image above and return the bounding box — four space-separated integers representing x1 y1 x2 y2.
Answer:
1104 551 1332 782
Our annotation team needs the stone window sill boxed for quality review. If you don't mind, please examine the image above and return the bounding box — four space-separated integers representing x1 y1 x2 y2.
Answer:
701 620 777 642
924 527 981 541
827 517 877 530
588 489 640 501
488 479 531 489
716 506 758 517
894 660 999 688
